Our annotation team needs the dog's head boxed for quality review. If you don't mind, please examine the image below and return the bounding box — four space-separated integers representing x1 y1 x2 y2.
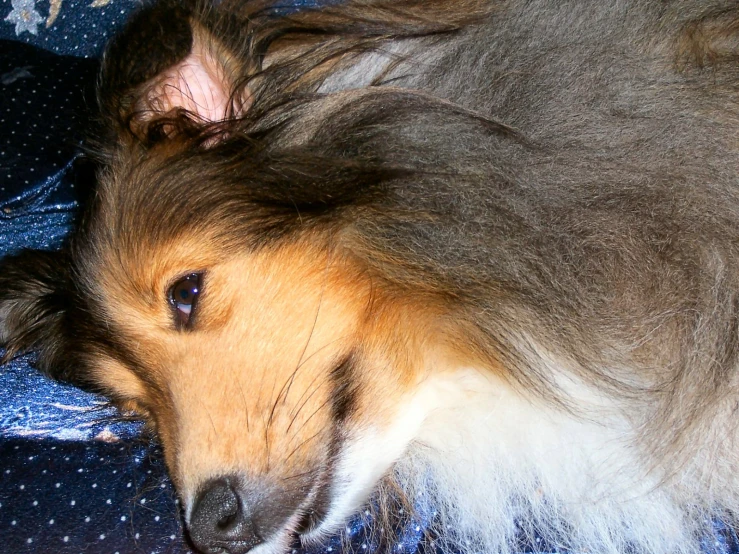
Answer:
0 87 506 554
0 135 452 554
0 5 522 552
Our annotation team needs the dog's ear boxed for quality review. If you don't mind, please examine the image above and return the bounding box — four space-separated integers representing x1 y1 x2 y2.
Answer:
98 3 252 144
0 249 75 379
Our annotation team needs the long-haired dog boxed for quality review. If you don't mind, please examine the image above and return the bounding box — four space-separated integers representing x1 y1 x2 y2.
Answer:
1 1 739 553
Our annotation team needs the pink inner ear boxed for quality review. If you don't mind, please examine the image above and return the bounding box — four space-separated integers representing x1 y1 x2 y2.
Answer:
145 39 246 123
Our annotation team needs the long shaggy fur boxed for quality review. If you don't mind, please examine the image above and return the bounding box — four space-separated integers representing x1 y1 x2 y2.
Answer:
1 1 739 553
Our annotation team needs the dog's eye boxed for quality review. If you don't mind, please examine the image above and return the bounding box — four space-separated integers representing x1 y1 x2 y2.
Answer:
168 273 203 329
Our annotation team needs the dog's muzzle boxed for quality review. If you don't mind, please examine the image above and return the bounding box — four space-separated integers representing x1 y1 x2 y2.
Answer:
188 475 306 554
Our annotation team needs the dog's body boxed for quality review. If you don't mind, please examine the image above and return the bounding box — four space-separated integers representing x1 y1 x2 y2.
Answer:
1 1 739 553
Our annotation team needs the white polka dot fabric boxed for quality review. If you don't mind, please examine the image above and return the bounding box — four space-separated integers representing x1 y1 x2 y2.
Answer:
1 41 91 208
1 428 190 552
1 0 139 58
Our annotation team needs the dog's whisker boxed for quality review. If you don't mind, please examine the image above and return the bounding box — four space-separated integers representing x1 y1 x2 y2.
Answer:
286 378 331 436
276 252 332 411
284 428 325 466
286 373 325 430
236 376 251 433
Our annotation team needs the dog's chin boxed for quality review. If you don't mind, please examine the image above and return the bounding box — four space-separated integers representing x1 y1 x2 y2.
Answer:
293 488 366 549
202 514 305 554
226 477 356 554
298 393 438 547
296 509 347 547
289 472 381 551
231 513 338 554
239 535 298 554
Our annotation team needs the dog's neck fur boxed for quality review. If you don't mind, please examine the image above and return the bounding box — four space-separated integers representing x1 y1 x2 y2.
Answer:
384 361 729 554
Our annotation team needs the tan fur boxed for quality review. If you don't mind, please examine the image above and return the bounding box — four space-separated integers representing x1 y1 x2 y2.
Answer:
86 233 460 506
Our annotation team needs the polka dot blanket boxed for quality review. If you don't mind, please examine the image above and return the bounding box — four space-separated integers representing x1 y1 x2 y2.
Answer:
2 3 739 554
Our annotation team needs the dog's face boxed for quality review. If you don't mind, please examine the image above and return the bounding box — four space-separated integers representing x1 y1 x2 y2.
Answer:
0 32 473 544
0 52 473 554
81 232 415 553
0 6 480 552
0 147 440 553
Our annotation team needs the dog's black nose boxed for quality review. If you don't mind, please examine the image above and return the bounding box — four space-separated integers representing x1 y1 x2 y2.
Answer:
188 476 304 554
189 477 261 554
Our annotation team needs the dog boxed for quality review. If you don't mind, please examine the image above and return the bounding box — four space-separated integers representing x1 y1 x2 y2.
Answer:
1 0 739 553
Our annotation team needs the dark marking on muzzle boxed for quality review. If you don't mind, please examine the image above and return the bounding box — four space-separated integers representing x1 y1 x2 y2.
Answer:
330 351 359 423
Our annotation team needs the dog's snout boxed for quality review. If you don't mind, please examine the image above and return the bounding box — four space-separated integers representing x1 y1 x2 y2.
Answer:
188 476 306 554
189 477 261 554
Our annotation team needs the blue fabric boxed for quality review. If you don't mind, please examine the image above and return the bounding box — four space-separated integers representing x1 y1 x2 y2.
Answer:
1 9 739 554
0 0 323 58
1 0 139 58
